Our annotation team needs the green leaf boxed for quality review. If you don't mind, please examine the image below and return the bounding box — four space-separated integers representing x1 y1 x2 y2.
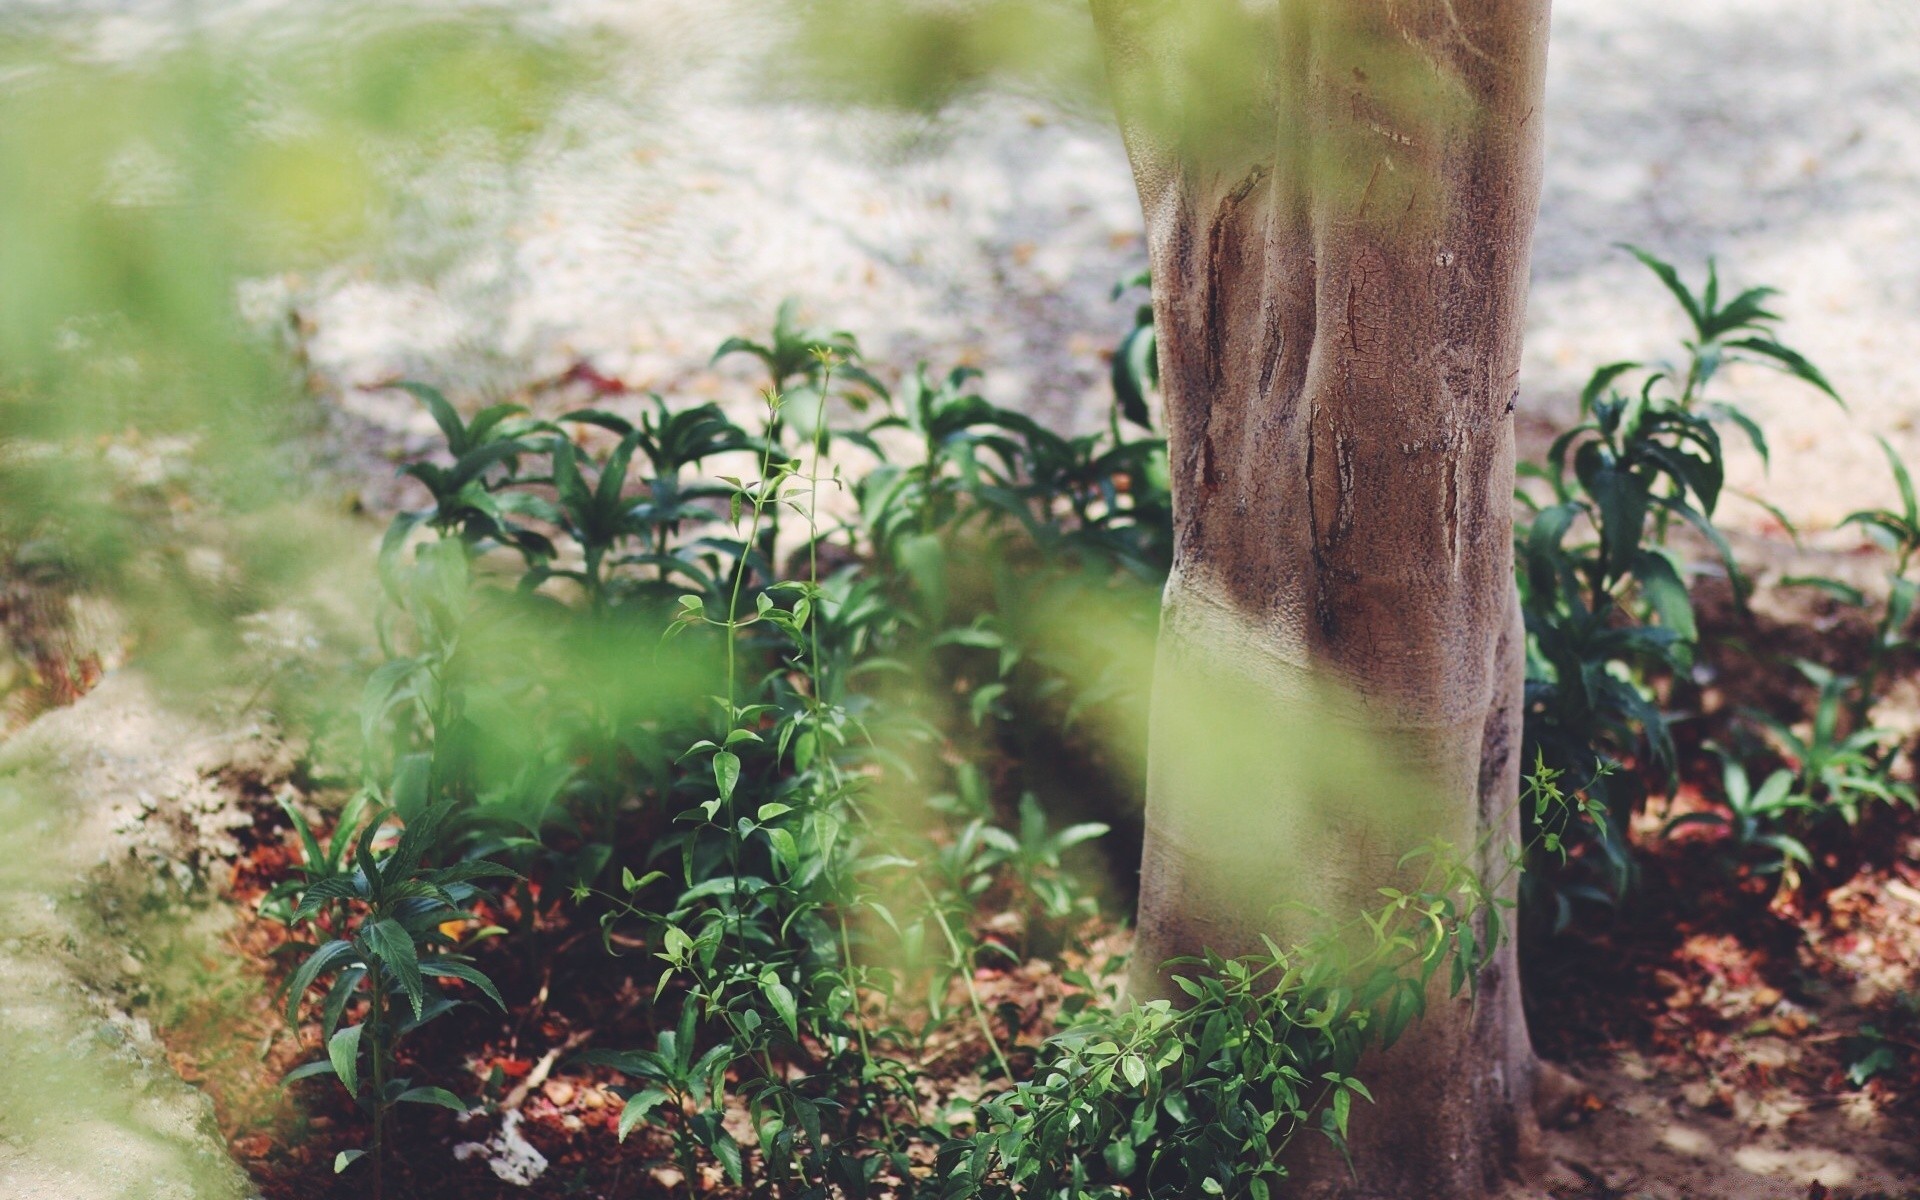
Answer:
389 753 432 822
429 859 522 887
1780 575 1865 607
550 438 593 519
1878 435 1918 528
282 1059 339 1085
1657 494 1747 602
464 403 529 449
1631 548 1697 642
561 407 636 437
895 532 948 621
388 382 466 451
621 868 665 894
1581 361 1639 414
1331 1086 1353 1137
1577 450 1650 581
1103 1139 1137 1178
760 968 799 1040
617 1088 671 1141
596 432 640 515
359 658 419 746
363 919 425 1020
1708 403 1770 468
293 875 365 923
766 828 799 876
419 960 506 1012
1704 284 1781 339
327 1023 363 1099
443 438 528 493
1111 323 1157 430
1725 337 1843 406
1757 833 1813 868
285 940 356 1026
713 751 741 803
320 967 365 1041
1054 822 1110 852
280 797 326 876
1622 245 1705 338
334 1149 366 1174
968 681 1007 726
394 1086 471 1113
712 335 772 369
711 1131 744 1185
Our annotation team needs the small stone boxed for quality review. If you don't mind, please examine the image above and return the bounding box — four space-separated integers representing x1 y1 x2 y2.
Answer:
542 1079 576 1107
232 1134 273 1159
650 1167 685 1191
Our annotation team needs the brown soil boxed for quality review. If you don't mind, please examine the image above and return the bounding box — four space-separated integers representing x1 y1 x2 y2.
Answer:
164 702 1920 1200
1514 573 1920 1199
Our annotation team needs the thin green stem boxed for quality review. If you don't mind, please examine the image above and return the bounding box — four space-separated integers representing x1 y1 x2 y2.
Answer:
916 874 1014 1081
367 959 388 1200
722 389 786 728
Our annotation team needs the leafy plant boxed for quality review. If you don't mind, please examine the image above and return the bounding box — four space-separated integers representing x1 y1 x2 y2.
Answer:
274 278 1619 1192
941 753 1584 1200
1108 269 1158 433
1662 753 1814 878
1744 661 1915 827
1515 247 1839 925
1779 436 1920 819
978 792 1110 926
1620 245 1840 418
579 1003 740 1191
375 383 552 564
275 795 514 1193
1842 1021 1912 1088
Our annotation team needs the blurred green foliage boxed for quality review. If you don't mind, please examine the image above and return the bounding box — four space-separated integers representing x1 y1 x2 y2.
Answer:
0 9 595 706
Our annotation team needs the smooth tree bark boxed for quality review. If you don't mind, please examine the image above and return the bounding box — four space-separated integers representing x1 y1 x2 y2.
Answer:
1092 2 1557 1196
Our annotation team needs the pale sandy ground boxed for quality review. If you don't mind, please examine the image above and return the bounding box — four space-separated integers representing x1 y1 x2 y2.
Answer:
272 0 1920 549
3 0 1919 1196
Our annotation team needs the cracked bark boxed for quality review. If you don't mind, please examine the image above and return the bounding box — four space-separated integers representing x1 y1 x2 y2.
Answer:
1093 1 1553 1195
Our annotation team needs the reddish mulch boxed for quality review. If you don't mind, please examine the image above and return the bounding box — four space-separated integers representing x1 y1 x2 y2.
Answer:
1527 583 1920 1151
147 572 1920 1198
159 797 1110 1200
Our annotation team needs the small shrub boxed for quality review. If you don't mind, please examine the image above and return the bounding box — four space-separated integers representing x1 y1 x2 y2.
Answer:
1516 247 1840 927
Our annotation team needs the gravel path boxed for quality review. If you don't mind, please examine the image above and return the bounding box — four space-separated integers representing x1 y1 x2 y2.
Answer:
276 0 1920 541
7 1 1918 528
1532 0 1920 534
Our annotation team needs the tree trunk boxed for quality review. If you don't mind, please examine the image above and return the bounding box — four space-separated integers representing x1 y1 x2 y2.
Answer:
1094 2 1554 1195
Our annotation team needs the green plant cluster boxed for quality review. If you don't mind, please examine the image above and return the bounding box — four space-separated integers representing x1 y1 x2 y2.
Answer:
264 248 1910 1193
1512 249 1919 916
267 301 1160 1191
260 283 1571 1197
943 837 1507 1200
